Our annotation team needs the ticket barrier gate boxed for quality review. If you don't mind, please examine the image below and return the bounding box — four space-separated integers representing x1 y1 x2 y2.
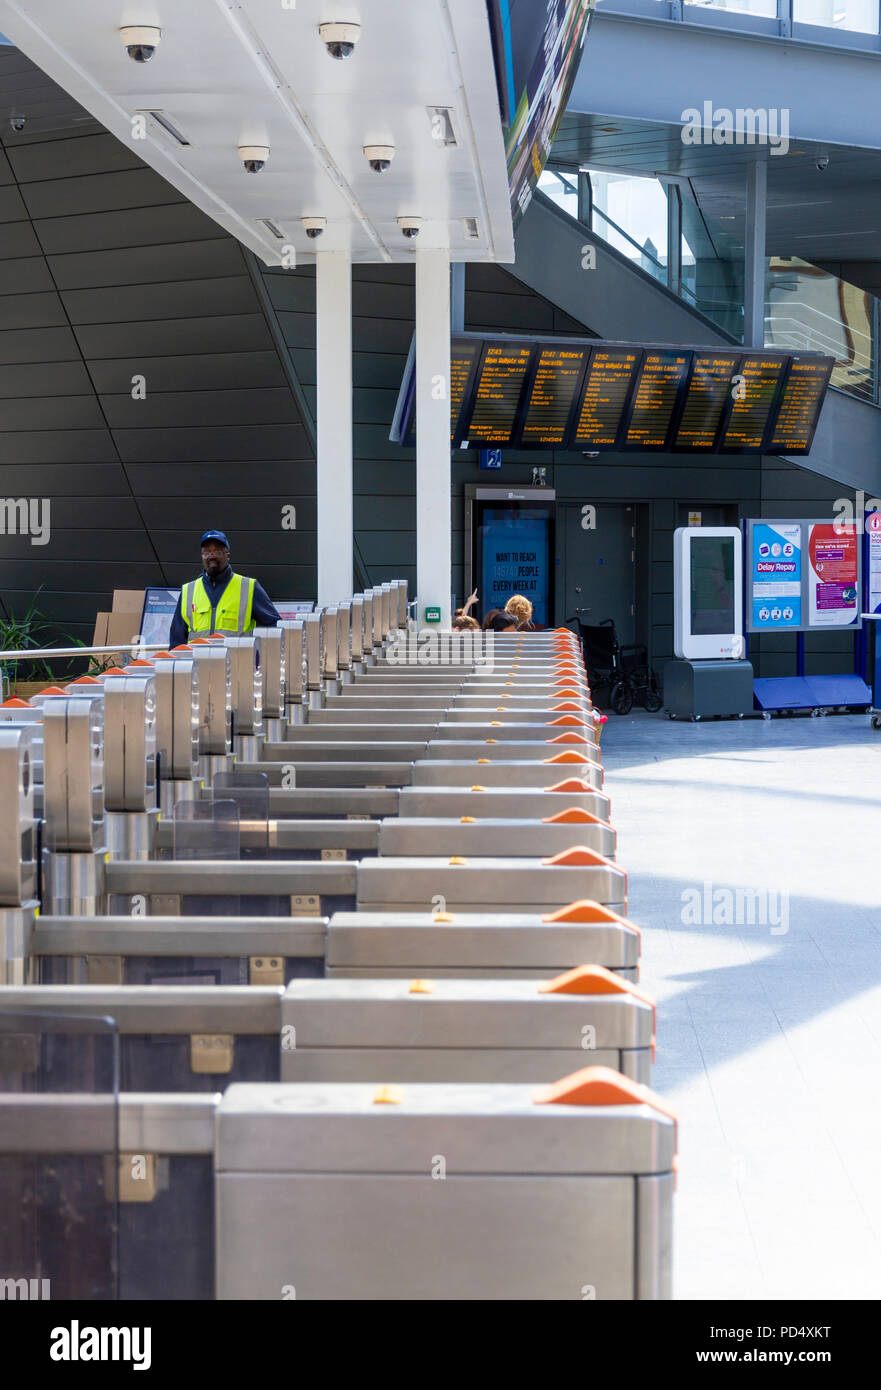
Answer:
152 811 615 860
0 726 38 984
261 783 610 820
215 1074 674 1300
99 851 626 918
0 1062 671 1300
31 901 640 987
281 969 653 1084
0 966 652 1088
1 985 283 1091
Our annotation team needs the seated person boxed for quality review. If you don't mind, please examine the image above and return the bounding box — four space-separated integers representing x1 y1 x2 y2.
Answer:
505 594 537 631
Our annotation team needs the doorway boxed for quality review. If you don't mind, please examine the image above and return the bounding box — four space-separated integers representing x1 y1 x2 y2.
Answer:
562 503 637 645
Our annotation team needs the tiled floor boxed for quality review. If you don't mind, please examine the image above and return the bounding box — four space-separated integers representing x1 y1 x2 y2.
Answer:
601 709 881 1300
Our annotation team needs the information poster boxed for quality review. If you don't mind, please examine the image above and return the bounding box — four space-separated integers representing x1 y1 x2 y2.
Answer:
866 511 881 614
808 523 859 626
139 587 180 648
480 513 549 626
751 523 801 629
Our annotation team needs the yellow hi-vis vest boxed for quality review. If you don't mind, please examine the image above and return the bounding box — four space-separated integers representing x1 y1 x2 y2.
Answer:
181 573 256 636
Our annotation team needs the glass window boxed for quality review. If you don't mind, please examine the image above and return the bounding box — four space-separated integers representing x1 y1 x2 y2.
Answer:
793 0 879 31
587 170 669 283
537 169 579 219
684 0 777 16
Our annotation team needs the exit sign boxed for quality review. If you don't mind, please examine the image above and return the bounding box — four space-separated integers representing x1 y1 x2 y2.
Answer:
424 605 441 623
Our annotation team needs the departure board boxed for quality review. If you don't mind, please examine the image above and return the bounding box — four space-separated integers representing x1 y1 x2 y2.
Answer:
767 356 833 454
449 340 479 442
675 354 740 450
520 345 587 444
572 349 639 447
625 350 690 447
392 334 834 454
465 341 533 444
721 354 785 450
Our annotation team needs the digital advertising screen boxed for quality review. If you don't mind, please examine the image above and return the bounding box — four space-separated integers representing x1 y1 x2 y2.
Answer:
690 536 736 636
499 0 593 228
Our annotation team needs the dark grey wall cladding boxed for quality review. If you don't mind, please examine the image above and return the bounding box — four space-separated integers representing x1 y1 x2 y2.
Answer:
0 47 314 642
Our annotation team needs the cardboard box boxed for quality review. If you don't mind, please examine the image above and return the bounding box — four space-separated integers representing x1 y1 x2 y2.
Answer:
111 589 145 615
91 611 110 647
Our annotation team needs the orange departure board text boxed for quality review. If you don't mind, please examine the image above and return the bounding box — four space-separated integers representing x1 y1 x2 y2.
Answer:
675 354 740 450
449 341 479 442
768 357 833 453
466 342 533 444
572 349 639 447
520 345 588 444
625 351 690 447
722 355 785 450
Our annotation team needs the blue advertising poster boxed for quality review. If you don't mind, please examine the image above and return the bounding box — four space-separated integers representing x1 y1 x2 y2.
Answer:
481 511 549 625
751 522 801 629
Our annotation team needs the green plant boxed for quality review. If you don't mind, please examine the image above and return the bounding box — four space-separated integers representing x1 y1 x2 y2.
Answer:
0 591 88 689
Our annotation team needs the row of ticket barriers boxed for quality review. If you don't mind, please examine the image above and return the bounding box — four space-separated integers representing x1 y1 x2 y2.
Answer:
0 579 676 1301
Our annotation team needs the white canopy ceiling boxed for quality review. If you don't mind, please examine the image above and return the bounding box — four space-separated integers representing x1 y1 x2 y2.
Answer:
0 0 515 266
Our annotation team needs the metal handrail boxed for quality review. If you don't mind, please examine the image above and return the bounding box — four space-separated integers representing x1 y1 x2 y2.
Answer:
0 642 169 661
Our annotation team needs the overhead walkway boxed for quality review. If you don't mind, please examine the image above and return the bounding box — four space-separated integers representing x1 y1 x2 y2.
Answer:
573 0 881 151
511 191 881 498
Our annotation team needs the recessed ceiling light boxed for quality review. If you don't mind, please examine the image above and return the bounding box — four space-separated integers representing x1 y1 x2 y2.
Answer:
138 109 190 146
257 218 286 239
427 107 457 147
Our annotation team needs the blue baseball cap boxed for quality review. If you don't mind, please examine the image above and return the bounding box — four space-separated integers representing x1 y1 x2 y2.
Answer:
200 530 229 548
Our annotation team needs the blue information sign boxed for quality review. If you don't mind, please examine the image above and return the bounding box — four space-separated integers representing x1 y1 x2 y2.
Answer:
751 522 801 629
479 448 502 470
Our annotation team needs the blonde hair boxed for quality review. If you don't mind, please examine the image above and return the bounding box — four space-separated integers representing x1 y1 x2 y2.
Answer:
505 594 533 623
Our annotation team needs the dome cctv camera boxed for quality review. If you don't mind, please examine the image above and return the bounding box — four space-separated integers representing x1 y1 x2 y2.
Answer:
318 22 360 59
239 145 270 173
119 25 162 62
364 144 395 173
302 216 327 239
816 156 829 171
9 115 25 133
397 216 423 239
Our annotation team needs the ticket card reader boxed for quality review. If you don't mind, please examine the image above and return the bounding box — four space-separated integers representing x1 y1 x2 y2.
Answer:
279 621 307 726
42 697 106 915
103 674 158 859
0 724 38 983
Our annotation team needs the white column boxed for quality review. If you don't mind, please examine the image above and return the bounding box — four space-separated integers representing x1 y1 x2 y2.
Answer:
415 248 451 626
316 250 353 605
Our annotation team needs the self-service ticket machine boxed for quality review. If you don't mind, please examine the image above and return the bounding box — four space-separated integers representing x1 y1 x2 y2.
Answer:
664 526 754 719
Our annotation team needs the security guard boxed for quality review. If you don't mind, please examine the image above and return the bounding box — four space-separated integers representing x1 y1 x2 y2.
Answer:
169 530 280 646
